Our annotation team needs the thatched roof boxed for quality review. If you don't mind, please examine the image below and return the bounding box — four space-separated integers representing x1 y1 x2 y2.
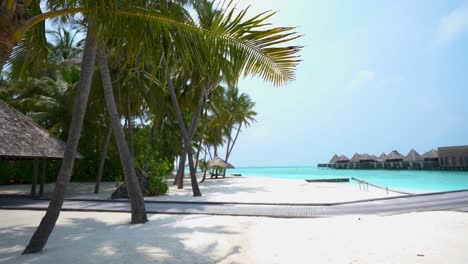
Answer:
359 153 377 161
379 153 386 159
208 157 234 169
384 150 405 161
0 100 80 160
328 154 339 164
350 153 361 162
336 155 349 163
405 149 422 161
422 149 438 159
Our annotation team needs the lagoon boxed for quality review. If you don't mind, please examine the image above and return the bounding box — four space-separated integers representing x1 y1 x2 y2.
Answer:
227 166 468 193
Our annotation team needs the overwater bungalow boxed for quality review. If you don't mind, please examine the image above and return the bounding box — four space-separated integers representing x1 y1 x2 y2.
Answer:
329 154 339 164
336 155 350 163
350 153 361 163
422 149 439 162
384 150 405 162
358 154 377 162
319 146 467 171
378 153 386 161
405 149 423 161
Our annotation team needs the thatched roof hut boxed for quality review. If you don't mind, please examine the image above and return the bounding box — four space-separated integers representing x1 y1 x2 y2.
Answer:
422 149 439 161
359 153 377 162
384 150 405 162
0 100 83 198
405 149 422 161
0 100 79 160
208 157 234 169
328 154 339 164
336 155 349 163
350 153 361 163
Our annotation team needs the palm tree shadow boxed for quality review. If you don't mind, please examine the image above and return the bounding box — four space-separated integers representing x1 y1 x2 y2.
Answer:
0 213 246 264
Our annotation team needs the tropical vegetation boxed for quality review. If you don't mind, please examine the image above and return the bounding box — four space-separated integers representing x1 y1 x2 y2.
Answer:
0 0 301 255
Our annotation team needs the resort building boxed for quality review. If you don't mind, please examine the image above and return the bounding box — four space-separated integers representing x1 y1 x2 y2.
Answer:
320 145 468 171
438 146 468 169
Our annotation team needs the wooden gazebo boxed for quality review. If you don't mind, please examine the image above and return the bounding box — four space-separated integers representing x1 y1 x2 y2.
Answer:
0 100 81 197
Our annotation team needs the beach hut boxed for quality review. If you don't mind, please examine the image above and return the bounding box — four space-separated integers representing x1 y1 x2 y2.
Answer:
208 157 234 169
207 157 234 178
0 100 81 197
384 150 405 162
336 155 350 163
405 149 422 161
328 154 339 164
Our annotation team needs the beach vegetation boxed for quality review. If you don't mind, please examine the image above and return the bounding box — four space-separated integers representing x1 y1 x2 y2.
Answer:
0 0 301 255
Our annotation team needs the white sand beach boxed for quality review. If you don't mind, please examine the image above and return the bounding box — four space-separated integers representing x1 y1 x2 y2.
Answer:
0 175 401 203
1 176 467 263
1 210 468 264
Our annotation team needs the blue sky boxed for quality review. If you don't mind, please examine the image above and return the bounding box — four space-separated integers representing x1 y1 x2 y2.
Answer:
223 0 468 166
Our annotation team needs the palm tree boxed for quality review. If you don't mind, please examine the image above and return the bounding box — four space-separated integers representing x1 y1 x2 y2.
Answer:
222 87 257 164
97 43 147 224
22 22 98 254
47 28 84 67
7 68 78 139
15 0 301 254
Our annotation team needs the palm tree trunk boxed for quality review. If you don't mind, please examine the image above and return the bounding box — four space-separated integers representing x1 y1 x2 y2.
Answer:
207 145 213 160
22 24 97 254
166 64 201 196
126 93 134 157
95 123 112 193
97 43 148 223
225 127 232 161
194 105 208 172
200 150 208 183
226 122 242 162
149 121 158 147
173 151 185 188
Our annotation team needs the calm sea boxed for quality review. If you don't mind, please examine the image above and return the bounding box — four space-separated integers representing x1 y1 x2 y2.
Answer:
227 166 468 193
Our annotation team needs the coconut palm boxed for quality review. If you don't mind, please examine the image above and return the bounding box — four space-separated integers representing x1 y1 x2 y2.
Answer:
13 0 301 254
96 43 148 224
222 87 257 163
22 22 98 254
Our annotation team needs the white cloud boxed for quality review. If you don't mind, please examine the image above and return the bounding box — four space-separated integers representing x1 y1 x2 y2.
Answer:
348 70 376 91
436 1 468 44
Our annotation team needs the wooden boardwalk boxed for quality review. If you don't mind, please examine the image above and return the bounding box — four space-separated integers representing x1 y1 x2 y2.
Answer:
1 190 468 218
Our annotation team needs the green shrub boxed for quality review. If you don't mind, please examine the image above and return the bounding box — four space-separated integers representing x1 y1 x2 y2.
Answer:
136 147 172 196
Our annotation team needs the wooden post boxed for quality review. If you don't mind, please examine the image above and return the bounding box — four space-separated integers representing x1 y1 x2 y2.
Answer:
31 159 38 198
39 160 46 196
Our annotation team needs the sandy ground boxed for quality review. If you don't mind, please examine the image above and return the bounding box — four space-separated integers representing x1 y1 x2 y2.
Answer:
0 210 467 264
0 175 401 203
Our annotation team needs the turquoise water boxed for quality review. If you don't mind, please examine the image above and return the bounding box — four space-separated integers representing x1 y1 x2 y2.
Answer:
227 166 468 193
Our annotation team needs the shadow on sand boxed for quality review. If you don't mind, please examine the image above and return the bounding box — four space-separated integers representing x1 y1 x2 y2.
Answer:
0 213 245 264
